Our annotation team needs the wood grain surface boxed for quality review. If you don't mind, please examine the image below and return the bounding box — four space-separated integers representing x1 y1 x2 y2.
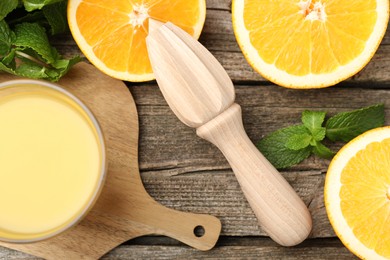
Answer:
1 0 388 258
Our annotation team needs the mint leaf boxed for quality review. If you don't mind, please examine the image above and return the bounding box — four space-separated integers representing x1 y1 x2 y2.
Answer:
325 104 385 142
285 133 312 150
15 61 47 78
3 54 82 81
0 0 78 80
312 142 335 159
49 56 82 81
0 0 18 20
43 1 68 35
2 49 16 65
257 125 312 169
312 127 326 141
301 110 326 143
23 0 63 12
302 110 326 132
257 104 385 169
0 20 15 56
14 22 60 64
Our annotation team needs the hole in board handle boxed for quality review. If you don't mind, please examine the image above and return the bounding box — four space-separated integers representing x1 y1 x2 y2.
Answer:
194 225 205 237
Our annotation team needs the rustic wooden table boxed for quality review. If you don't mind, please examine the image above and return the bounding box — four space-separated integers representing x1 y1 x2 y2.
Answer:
1 0 389 259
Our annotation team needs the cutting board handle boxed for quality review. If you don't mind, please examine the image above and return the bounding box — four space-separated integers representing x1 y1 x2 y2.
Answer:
148 202 221 251
196 103 312 246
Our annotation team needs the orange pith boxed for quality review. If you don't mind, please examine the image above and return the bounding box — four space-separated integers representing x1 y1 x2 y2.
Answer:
68 0 206 81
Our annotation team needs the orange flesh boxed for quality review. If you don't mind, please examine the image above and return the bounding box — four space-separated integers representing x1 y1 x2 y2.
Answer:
340 139 390 258
243 0 377 75
75 0 201 74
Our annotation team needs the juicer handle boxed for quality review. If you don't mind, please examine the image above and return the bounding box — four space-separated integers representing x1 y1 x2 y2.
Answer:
197 103 312 246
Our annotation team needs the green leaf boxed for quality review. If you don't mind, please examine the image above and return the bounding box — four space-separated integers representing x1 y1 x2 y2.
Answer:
325 104 385 142
15 61 47 79
2 49 16 66
2 21 81 81
302 110 326 132
285 133 312 150
0 20 16 57
0 0 78 81
14 22 59 64
42 1 68 35
5 55 81 81
49 56 82 81
0 0 18 20
312 127 326 141
22 0 63 12
257 125 312 169
312 142 335 159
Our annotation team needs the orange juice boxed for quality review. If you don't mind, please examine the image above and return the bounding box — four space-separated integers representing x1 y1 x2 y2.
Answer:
0 80 105 242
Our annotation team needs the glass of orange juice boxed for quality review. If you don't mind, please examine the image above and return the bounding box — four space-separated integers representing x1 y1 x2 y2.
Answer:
0 79 106 242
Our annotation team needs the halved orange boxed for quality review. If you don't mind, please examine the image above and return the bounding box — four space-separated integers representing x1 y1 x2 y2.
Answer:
232 0 389 88
325 127 390 259
68 0 206 82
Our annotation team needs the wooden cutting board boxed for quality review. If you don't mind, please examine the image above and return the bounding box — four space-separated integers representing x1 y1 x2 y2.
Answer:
0 63 221 259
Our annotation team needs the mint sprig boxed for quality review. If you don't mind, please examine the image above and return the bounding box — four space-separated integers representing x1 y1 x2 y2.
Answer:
257 104 385 169
0 0 81 81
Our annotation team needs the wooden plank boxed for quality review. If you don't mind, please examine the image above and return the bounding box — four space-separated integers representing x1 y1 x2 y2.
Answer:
106 237 356 259
141 170 332 238
0 238 356 259
206 0 231 10
131 84 390 175
52 8 390 84
102 245 355 259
